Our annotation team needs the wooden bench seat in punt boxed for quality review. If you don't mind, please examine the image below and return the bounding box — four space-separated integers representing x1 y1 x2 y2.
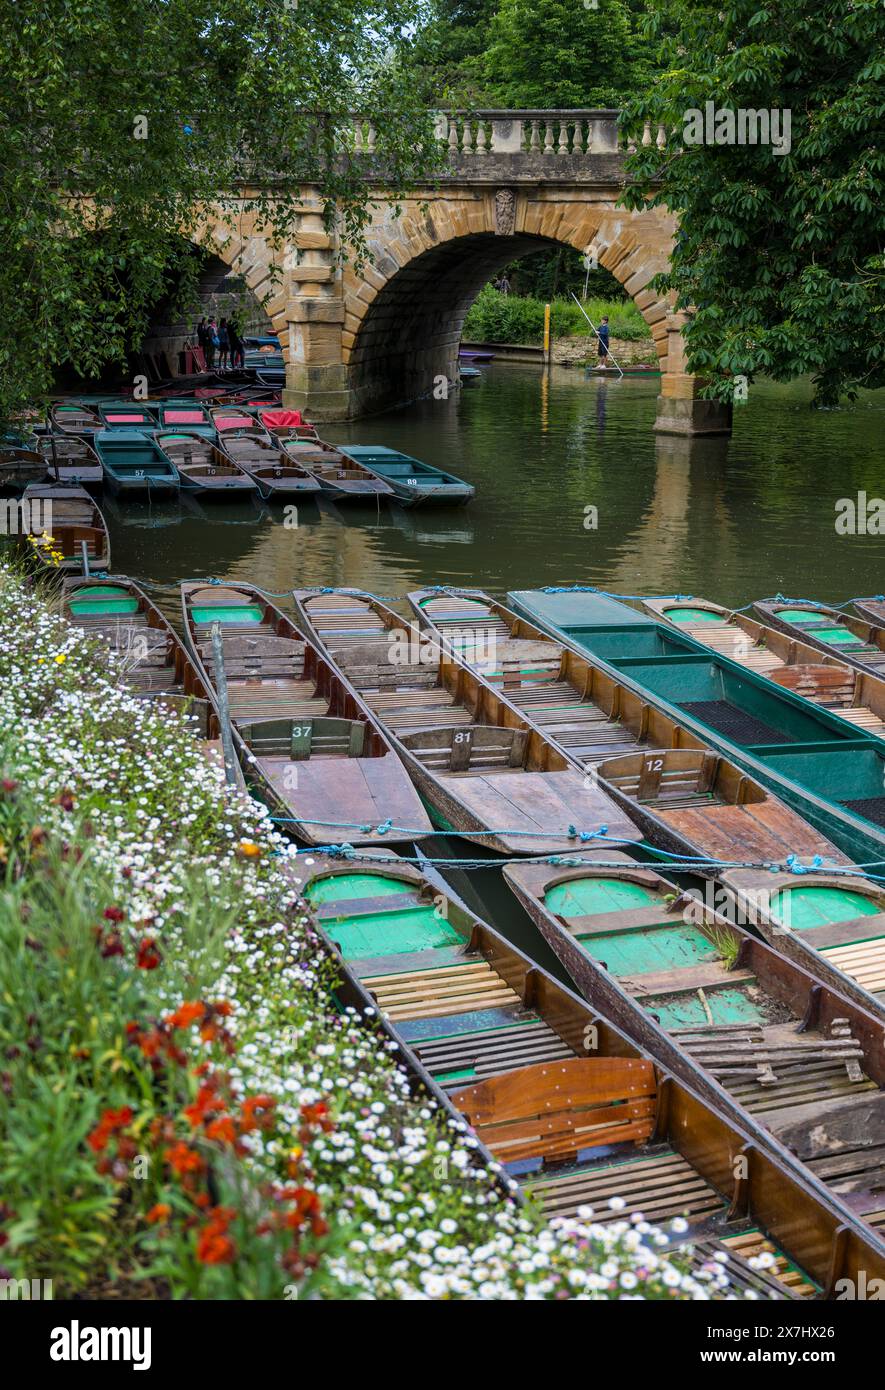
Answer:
363 959 524 1022
660 800 851 864
719 1232 815 1296
413 1020 574 1090
821 936 885 995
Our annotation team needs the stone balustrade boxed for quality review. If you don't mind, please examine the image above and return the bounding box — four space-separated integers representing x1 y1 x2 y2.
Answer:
350 110 667 158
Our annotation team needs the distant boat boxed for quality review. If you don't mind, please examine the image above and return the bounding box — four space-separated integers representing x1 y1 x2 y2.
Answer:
49 402 101 436
94 430 180 498
333 445 474 507
459 366 482 383
154 431 258 498
459 349 495 362
97 403 159 431
21 483 110 573
209 407 274 444
0 447 48 490
155 403 215 436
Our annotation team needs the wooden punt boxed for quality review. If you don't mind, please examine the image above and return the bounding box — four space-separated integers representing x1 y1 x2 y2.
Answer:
21 484 110 573
216 433 321 500
281 437 395 502
94 430 180 498
180 582 432 846
291 589 641 856
49 402 101 436
97 403 159 431
754 598 885 677
333 446 474 507
854 597 885 629
154 431 258 498
643 595 885 741
209 407 274 444
408 587 885 1013
256 409 317 441
0 447 48 490
302 850 885 1295
155 403 215 436
36 435 103 492
503 848 885 1241
499 586 885 869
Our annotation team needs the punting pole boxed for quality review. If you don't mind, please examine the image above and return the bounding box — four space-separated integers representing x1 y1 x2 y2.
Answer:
571 292 624 378
543 303 552 365
80 540 91 577
210 621 239 787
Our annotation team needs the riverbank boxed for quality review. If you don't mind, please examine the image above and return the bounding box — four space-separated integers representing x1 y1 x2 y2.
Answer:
0 564 728 1300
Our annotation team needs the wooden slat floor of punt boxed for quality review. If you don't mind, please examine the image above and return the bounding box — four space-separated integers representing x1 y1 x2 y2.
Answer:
67 615 180 693
719 1232 817 1297
526 1150 725 1225
363 959 523 1022
804 1143 885 1217
662 799 851 865
821 936 885 994
726 1062 876 1117
836 706 885 737
413 1020 573 1090
503 681 640 761
682 624 783 673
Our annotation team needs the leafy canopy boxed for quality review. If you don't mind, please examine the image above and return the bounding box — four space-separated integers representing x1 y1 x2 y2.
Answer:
621 0 885 404
0 0 441 424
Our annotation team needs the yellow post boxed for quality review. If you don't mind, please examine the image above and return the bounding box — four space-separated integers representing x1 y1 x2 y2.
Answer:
543 303 551 363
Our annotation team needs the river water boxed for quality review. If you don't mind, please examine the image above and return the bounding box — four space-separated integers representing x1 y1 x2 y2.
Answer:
111 364 885 622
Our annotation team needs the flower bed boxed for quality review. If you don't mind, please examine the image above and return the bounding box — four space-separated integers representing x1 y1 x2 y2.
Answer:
0 565 750 1299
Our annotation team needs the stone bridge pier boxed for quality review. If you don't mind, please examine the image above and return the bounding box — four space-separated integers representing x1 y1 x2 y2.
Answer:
205 112 732 435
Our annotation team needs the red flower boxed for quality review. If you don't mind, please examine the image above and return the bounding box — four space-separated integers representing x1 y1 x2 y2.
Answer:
196 1206 237 1265
146 1203 171 1224
136 938 162 970
165 1001 205 1031
205 1116 237 1144
99 931 124 959
103 905 125 923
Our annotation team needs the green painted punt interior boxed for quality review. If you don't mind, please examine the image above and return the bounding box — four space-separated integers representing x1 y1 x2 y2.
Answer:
305 872 462 958
70 592 139 616
544 876 763 1024
191 604 263 626
777 610 862 644
768 885 880 932
665 607 723 624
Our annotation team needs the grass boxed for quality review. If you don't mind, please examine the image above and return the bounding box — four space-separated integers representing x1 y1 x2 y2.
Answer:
463 285 650 345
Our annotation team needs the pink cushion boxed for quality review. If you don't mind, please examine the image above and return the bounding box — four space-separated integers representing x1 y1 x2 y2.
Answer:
261 410 304 428
215 414 252 430
165 410 205 423
107 412 148 422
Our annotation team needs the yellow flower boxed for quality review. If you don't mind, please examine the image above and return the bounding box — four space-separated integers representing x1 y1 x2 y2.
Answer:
235 839 262 860
54 654 67 664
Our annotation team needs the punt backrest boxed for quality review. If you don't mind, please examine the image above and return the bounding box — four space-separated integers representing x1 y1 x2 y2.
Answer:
452 1057 657 1165
238 715 366 759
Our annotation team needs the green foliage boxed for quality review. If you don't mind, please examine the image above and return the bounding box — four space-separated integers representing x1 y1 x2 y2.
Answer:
0 0 441 427
621 0 885 404
503 247 629 302
481 0 636 106
463 284 647 342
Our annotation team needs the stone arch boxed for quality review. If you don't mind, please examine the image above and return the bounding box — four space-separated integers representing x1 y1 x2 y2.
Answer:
339 192 677 415
192 210 295 364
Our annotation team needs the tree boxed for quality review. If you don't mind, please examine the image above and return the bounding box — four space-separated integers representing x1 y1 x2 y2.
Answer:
0 0 441 424
621 0 885 404
480 0 636 108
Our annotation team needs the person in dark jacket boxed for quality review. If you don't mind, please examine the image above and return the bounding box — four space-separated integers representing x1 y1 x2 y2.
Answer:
218 318 230 370
597 316 611 365
228 318 244 369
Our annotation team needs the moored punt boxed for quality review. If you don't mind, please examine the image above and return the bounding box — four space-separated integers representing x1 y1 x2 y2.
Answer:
855 597 885 628
291 588 641 856
216 433 321 500
62 575 204 699
256 409 317 441
21 484 110 573
753 598 885 677
49 401 102 436
502 848 885 1239
154 431 258 498
303 850 885 1294
155 403 215 436
97 402 159 431
410 586 885 1013
0 447 48 490
180 582 432 847
209 407 274 444
93 430 180 498
642 594 885 741
502 587 885 869
36 435 103 492
333 446 474 507
281 437 395 502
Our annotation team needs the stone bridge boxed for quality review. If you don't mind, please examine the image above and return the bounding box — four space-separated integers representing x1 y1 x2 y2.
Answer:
196 111 731 435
